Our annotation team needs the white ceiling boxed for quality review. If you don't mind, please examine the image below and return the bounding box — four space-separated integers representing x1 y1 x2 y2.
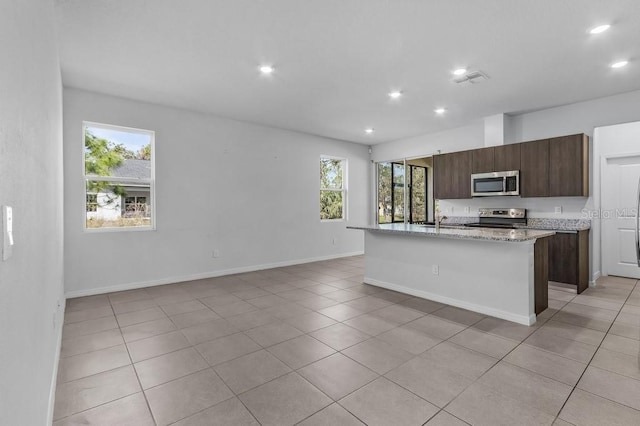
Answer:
55 0 640 145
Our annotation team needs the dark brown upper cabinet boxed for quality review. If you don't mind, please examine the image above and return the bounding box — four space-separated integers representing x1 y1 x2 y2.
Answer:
520 139 550 197
471 147 494 173
434 150 471 199
434 133 588 200
433 153 450 200
494 143 521 171
549 134 589 197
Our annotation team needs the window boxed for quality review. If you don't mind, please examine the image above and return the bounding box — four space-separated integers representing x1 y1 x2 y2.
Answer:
86 194 97 212
124 196 148 216
83 122 155 230
320 156 346 220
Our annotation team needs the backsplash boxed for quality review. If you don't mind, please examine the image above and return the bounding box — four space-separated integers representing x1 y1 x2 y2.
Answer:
442 216 591 231
438 196 592 219
523 218 591 231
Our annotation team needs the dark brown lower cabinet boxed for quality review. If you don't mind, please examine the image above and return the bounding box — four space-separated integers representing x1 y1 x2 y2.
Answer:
534 237 549 315
548 229 589 293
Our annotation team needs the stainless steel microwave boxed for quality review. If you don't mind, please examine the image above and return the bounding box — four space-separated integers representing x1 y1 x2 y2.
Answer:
471 170 519 197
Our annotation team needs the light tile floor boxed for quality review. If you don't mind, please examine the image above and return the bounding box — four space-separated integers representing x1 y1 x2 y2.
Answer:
54 256 640 425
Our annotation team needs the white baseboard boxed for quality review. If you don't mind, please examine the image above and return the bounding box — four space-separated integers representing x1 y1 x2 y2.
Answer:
590 270 601 287
365 277 536 326
46 298 66 425
65 251 364 299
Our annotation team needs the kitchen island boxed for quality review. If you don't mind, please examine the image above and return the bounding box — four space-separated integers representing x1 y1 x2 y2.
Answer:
348 224 555 326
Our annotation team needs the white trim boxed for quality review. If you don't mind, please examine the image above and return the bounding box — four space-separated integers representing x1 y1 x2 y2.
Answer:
46 299 65 426
65 251 364 299
364 277 537 326
601 151 640 161
590 270 601 287
83 120 155 136
84 225 155 233
320 218 346 223
84 176 151 184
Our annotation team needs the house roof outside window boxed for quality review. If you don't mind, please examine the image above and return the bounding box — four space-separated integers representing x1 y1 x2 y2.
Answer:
111 159 151 180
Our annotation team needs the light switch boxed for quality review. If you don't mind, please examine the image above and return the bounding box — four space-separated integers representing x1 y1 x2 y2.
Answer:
3 205 13 261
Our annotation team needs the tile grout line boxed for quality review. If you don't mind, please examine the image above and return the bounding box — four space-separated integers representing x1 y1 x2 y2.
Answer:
61 264 638 425
319 314 486 424
54 298 152 424
113 297 160 426
57 263 366 409
552 278 640 421
435 297 567 421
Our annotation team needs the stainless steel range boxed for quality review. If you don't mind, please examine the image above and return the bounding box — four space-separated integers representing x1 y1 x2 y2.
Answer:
464 208 526 229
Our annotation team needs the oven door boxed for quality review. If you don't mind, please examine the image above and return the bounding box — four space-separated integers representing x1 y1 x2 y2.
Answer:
471 171 519 197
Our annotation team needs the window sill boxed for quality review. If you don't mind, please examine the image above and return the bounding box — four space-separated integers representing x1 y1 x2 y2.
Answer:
83 226 156 233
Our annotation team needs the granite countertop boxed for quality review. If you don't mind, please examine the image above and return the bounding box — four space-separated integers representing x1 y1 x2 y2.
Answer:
348 223 555 242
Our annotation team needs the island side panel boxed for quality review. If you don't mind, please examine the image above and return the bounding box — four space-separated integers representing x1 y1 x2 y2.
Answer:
534 237 549 314
363 231 537 325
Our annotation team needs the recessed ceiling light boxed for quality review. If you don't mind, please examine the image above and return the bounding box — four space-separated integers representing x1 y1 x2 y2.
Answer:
259 65 274 74
589 24 611 34
388 91 402 99
453 68 467 76
365 128 375 134
434 108 446 114
611 60 628 68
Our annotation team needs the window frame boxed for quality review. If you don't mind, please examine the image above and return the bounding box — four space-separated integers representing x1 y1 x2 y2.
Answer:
320 155 347 222
82 121 156 232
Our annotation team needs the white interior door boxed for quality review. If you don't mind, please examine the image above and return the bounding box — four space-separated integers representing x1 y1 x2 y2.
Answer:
602 154 640 278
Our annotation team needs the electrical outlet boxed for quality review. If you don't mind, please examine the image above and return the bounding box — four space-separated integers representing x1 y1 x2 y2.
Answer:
464 206 470 214
212 249 220 258
332 237 336 245
554 206 562 214
432 264 439 275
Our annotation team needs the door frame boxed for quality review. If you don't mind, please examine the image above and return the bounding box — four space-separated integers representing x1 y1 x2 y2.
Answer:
599 150 640 277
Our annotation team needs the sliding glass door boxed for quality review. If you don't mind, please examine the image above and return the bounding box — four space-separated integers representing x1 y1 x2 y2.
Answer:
392 163 406 222
377 160 428 224
410 166 427 223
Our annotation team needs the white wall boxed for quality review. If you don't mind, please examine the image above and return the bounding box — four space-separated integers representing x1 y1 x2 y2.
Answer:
371 121 484 163
64 89 369 296
0 1 65 425
372 89 640 281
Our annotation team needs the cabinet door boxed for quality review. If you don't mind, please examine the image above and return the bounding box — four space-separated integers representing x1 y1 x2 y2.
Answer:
549 134 589 196
520 139 549 197
494 144 521 171
434 151 471 199
433 154 451 200
451 150 472 199
472 147 494 173
548 232 578 284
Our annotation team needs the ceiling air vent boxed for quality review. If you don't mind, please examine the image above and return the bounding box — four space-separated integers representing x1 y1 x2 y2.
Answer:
452 70 489 84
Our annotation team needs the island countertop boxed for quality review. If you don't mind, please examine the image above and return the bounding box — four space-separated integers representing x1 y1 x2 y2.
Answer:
348 223 555 242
